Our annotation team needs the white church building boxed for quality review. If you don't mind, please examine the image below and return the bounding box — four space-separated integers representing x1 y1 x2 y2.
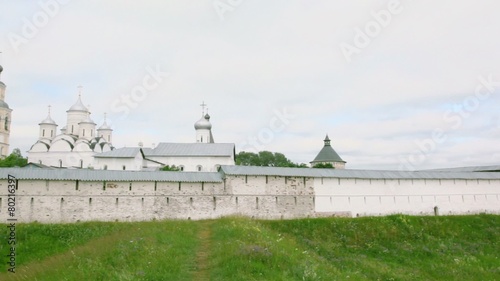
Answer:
27 93 235 171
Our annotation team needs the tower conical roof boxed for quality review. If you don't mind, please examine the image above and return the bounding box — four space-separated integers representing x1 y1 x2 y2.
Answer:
310 135 345 163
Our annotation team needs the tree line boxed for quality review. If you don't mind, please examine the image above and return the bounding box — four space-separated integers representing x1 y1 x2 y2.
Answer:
235 151 333 168
0 149 333 169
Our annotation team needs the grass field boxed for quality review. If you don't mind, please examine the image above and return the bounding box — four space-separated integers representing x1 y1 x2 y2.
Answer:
0 215 499 280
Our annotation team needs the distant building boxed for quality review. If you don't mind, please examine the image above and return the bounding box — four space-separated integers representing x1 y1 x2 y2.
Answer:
0 64 12 157
94 143 235 172
27 96 235 171
310 135 346 169
27 89 113 168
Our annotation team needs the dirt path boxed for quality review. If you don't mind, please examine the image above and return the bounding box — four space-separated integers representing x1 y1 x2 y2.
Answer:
193 220 213 281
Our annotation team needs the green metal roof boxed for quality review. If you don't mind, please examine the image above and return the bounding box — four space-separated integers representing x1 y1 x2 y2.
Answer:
310 135 345 163
311 146 345 163
0 168 222 183
219 165 500 180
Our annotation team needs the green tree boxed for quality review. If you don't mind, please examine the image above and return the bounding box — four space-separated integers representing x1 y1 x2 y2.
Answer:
160 165 180 171
312 163 335 169
0 148 28 167
236 151 308 168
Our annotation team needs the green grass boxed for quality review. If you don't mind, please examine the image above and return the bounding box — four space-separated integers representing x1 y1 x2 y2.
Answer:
0 215 499 280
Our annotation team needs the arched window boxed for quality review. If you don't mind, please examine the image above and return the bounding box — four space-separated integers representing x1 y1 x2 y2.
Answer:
215 164 221 171
80 160 83 168
59 159 63 168
103 165 108 170
122 165 126 170
197 165 202 172
51 130 54 137
4 116 8 131
42 129 45 137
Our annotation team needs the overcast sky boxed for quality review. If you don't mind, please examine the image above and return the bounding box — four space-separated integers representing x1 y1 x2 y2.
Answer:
1 1 500 170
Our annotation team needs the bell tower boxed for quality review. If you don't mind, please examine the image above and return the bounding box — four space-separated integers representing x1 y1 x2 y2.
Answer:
0 63 12 157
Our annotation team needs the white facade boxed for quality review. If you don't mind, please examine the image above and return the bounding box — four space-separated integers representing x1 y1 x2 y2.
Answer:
94 143 236 172
146 155 234 172
27 97 234 171
94 154 144 171
27 93 113 168
314 178 500 217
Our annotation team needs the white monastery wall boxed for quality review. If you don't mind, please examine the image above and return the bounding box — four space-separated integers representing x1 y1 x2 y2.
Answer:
314 178 500 217
1 173 499 223
224 175 315 219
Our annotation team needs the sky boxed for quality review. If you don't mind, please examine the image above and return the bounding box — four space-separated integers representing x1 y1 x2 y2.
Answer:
1 0 500 170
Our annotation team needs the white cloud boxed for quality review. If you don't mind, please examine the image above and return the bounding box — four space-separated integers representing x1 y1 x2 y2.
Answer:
1 0 500 170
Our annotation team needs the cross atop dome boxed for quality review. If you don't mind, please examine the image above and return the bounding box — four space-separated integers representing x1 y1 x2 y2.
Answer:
39 105 57 125
200 101 207 116
77 85 83 97
99 112 112 130
68 86 88 112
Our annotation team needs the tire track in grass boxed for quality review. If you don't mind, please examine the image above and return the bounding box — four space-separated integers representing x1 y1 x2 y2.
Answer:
0 226 136 281
193 220 213 281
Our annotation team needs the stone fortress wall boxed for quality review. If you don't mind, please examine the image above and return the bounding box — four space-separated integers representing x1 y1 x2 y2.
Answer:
0 166 499 223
